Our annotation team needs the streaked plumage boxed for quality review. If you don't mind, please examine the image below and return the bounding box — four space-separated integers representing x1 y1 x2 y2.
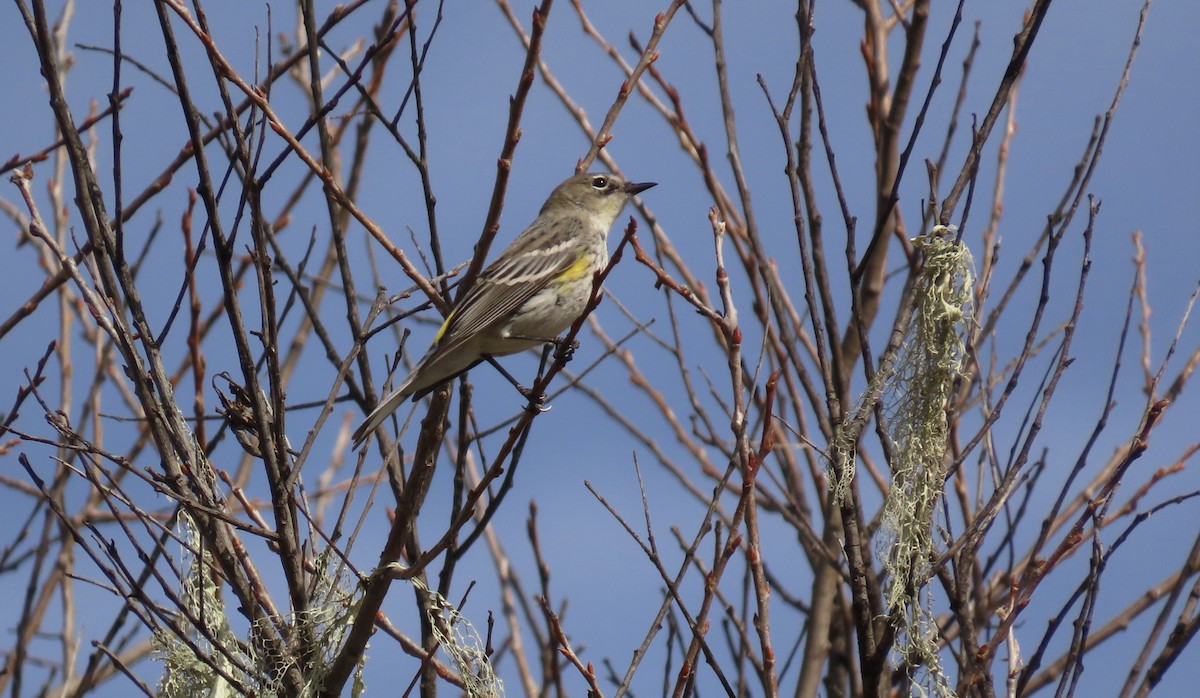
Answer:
352 173 655 446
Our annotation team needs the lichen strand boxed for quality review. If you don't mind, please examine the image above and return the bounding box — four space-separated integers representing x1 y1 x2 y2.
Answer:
880 227 974 697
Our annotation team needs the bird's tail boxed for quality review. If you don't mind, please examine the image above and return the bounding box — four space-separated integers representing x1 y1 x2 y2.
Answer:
352 334 495 447
350 380 415 448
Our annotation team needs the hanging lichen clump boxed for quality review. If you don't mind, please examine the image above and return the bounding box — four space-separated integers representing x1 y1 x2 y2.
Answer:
825 223 974 694
155 513 366 697
879 224 974 696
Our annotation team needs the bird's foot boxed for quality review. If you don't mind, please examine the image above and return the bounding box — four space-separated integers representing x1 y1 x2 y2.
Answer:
552 337 580 364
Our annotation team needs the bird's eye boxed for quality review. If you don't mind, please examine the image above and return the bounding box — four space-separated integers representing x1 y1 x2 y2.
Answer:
590 176 609 190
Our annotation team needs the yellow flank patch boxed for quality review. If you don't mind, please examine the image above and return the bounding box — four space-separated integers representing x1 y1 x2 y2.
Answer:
556 253 594 283
434 310 455 342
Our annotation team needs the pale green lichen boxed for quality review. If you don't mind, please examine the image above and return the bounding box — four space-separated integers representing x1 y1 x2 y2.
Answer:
154 514 362 697
412 576 505 698
154 513 251 698
827 225 973 696
879 225 973 697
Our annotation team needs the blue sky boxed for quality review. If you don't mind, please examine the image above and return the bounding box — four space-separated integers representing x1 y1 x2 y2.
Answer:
2 1 1198 695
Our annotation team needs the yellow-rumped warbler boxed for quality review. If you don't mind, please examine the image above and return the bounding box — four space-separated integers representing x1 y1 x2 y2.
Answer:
352 172 656 446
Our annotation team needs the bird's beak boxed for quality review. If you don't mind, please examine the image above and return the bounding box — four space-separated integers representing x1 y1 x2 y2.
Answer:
624 181 657 195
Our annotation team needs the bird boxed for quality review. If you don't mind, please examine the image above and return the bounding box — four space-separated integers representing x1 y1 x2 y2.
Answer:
352 172 656 447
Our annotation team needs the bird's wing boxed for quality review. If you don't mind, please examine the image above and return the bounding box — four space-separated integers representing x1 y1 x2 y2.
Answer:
435 218 584 353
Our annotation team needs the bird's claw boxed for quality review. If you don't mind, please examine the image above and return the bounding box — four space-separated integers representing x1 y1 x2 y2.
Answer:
553 337 580 363
518 385 550 412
